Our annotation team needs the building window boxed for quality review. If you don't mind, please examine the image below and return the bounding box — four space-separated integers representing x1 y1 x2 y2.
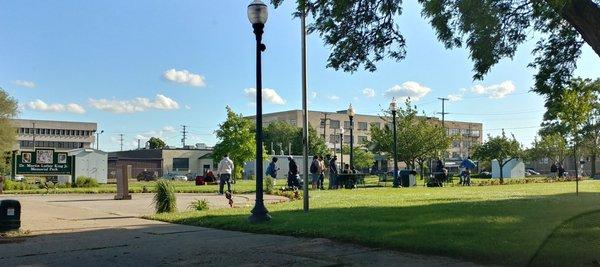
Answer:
344 135 351 143
329 134 340 143
173 158 190 171
471 130 480 137
24 128 29 134
358 136 368 144
344 121 351 129
449 129 460 135
358 122 368 131
329 120 340 129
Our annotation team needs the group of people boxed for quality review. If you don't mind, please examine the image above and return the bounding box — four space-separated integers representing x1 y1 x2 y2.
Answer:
550 162 567 178
266 154 352 190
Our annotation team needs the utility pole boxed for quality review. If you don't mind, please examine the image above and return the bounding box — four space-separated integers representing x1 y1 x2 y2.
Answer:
301 1 309 213
119 134 124 151
322 113 329 140
137 139 141 150
181 125 188 148
437 97 449 129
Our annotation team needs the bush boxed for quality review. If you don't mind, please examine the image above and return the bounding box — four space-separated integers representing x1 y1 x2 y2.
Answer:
265 176 274 194
74 177 99 188
188 199 209 211
154 180 177 213
3 180 35 190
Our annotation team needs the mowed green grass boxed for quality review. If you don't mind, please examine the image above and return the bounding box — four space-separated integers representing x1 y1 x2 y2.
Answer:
150 180 600 266
3 180 257 194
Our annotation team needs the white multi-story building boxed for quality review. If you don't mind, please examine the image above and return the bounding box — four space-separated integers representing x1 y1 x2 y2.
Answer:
11 119 97 152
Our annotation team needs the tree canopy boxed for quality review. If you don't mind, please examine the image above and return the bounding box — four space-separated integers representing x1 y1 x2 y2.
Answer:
213 106 256 179
147 137 167 149
472 131 522 182
263 120 329 156
273 0 600 96
527 133 569 165
0 88 18 174
368 99 452 170
342 145 375 170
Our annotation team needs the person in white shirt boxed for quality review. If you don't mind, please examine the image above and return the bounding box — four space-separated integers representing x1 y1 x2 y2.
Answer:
217 154 234 194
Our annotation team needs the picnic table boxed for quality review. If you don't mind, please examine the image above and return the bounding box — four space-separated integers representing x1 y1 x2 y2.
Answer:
335 173 368 189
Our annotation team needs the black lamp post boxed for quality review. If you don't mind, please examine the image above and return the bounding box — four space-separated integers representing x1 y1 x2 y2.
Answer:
248 0 271 223
348 104 355 171
390 98 398 182
339 126 344 169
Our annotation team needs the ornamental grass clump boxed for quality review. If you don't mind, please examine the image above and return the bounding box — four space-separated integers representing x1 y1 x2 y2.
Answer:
154 180 177 213
188 199 209 211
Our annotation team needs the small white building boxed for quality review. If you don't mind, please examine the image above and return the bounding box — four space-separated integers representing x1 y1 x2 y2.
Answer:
69 148 108 183
492 159 525 179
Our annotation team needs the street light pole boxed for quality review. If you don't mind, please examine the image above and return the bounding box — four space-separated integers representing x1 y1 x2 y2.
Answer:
96 130 104 150
247 0 270 223
339 126 344 169
390 98 398 183
301 1 309 213
348 104 355 171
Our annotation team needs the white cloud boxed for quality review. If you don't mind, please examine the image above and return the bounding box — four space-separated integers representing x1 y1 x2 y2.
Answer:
470 81 516 99
12 80 36 88
89 94 180 114
244 88 286 105
163 69 206 87
327 95 340 101
447 94 463 102
384 81 431 101
162 126 176 133
362 88 376 98
27 100 86 114
185 105 192 110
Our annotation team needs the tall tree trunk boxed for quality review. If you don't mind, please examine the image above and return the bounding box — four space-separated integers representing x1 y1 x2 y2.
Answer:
556 0 600 57
591 153 597 178
499 161 504 184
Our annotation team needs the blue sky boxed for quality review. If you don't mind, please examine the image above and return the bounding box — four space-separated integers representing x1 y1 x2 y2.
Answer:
1 0 598 152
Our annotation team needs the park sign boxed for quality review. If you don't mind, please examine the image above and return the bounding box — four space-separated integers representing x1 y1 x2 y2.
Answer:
15 149 73 175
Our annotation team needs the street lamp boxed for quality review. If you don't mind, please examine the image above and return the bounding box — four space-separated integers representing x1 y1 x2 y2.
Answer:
348 104 355 171
339 126 345 169
96 130 104 150
247 0 271 223
389 98 398 183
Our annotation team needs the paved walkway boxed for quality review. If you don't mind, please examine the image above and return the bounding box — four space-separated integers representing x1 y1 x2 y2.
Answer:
0 194 485 266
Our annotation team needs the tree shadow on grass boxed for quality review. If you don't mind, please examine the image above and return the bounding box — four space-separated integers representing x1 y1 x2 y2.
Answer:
165 192 600 266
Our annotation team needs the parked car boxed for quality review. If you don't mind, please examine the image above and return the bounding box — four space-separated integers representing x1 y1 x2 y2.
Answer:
526 169 541 176
173 175 188 181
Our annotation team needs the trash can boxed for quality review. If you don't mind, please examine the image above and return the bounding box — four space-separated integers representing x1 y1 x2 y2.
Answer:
394 170 417 187
0 199 21 231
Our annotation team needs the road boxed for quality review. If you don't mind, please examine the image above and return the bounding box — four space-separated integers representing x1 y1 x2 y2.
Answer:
0 193 484 266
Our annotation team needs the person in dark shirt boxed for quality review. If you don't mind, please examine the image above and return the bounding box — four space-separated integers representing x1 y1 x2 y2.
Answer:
328 155 338 189
287 156 300 188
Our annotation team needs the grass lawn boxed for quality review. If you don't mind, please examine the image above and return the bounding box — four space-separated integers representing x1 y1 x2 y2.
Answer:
3 180 257 194
150 180 600 266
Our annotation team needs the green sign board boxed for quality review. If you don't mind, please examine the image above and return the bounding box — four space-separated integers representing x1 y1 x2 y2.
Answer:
15 149 73 175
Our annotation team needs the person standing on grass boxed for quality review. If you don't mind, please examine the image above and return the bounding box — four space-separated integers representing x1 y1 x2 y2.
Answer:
318 155 326 190
329 155 338 189
550 162 558 178
310 156 320 190
266 157 279 184
287 156 300 188
217 154 234 194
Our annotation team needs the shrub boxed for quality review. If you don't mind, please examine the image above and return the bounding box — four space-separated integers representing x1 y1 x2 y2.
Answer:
188 199 209 211
154 180 177 213
265 176 274 194
74 177 99 188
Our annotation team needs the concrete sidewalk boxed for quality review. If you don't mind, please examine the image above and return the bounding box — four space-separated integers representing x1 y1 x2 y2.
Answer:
0 194 485 266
